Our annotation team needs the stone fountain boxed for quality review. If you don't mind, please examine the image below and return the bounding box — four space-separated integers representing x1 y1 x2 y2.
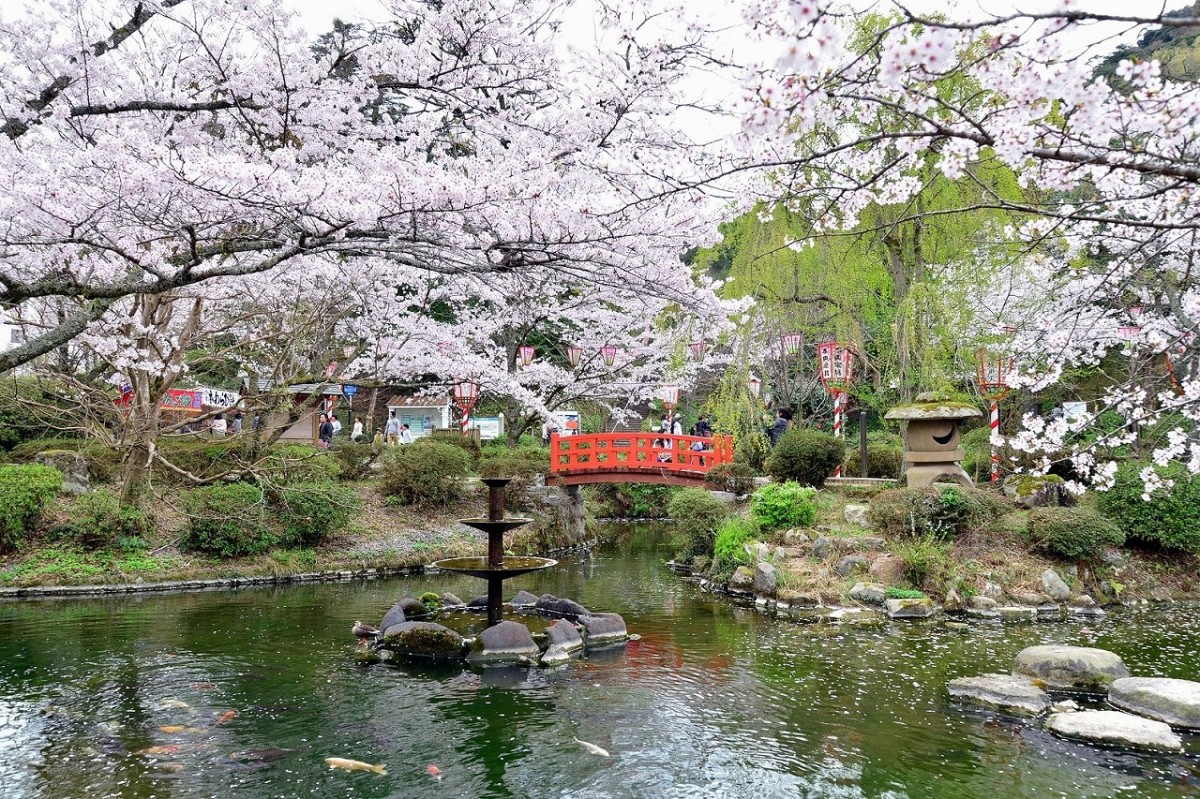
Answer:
432 477 558 626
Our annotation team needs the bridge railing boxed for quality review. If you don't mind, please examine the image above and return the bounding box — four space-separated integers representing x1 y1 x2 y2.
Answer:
549 432 735 476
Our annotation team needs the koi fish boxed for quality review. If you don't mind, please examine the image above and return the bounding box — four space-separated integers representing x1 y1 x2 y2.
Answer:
214 710 237 726
325 757 387 776
573 737 610 757
158 725 188 733
138 745 183 756
427 764 442 781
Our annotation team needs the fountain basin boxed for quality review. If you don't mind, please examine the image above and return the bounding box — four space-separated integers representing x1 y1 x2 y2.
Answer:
432 556 558 580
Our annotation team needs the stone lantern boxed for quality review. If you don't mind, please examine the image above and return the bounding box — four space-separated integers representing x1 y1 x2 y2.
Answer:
884 392 982 488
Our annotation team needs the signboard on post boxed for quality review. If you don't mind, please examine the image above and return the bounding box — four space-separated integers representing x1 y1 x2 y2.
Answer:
551 410 581 436
467 416 504 441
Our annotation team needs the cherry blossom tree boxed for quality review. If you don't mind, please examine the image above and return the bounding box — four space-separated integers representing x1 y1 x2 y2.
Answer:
732 2 1200 484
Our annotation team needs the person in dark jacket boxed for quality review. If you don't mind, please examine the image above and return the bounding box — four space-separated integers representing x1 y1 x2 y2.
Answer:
768 408 792 446
318 414 335 448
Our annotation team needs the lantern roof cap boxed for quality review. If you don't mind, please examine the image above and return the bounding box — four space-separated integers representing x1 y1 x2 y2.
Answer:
885 392 982 421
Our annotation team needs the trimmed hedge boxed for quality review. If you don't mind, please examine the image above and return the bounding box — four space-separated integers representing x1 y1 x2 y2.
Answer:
1097 461 1200 553
0 464 63 551
668 487 729 559
750 482 817 531
868 485 1010 539
329 441 380 481
765 428 845 488
1027 506 1124 559
275 483 362 548
379 440 472 506
182 483 274 557
842 431 904 479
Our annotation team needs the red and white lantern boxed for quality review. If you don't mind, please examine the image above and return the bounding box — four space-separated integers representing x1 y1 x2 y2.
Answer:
566 345 583 368
518 345 536 367
452 380 480 434
974 347 1014 482
600 344 618 366
688 340 707 361
781 332 803 356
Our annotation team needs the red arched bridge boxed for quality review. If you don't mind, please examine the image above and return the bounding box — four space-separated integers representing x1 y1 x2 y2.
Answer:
548 432 735 487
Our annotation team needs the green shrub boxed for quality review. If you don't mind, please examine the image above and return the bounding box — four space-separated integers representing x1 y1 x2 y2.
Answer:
705 463 758 495
79 443 123 484
892 535 951 590
329 441 380 481
734 432 770 471
1027 506 1124 559
260 443 341 484
668 487 729 559
843 431 904 479
750 482 817 531
154 439 242 481
0 464 63 551
71 488 150 550
588 483 676 519
379 440 472 507
182 483 274 557
478 453 549 510
765 428 846 488
274 483 362 548
427 430 481 463
9 437 86 459
711 517 760 579
1097 461 1200 553
868 485 1010 539
960 426 993 483
885 586 927 599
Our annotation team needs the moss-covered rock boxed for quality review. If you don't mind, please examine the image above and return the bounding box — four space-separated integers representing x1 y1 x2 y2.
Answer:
381 621 465 661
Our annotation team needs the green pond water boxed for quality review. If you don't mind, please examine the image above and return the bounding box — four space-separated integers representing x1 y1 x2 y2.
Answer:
0 524 1198 799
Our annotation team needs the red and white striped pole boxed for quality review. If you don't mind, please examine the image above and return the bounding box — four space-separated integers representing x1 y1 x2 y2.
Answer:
461 407 470 436
832 391 844 478
989 399 1000 482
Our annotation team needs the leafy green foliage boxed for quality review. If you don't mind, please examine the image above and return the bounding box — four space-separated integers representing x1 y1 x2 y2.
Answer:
182 483 275 557
704 462 758 495
892 535 951 590
71 488 151 550
868 486 1009 539
588 483 676 519
710 517 761 581
734 432 770 471
885 587 927 599
274 483 362 548
1097 462 1200 553
750 482 817 531
0 464 63 551
1027 506 1124 559
668 487 729 559
843 431 904 479
329 441 380 481
379 440 472 507
764 428 846 488
258 443 342 484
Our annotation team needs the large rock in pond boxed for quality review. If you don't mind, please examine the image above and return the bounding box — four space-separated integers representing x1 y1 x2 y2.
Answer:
948 674 1051 717
1013 645 1130 691
1109 677 1200 729
1046 710 1182 752
541 619 584 666
440 592 465 607
379 603 407 632
509 590 539 607
729 566 755 593
382 621 464 661
849 582 886 606
395 596 432 618
578 613 628 646
34 451 89 496
466 620 541 665
754 562 777 595
885 597 935 619
535 594 589 619
1040 569 1072 603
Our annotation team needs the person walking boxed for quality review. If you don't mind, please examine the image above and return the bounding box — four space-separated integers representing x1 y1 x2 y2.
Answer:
351 416 364 442
230 412 243 434
211 413 227 438
385 410 401 445
398 423 413 444
331 415 342 438
318 414 335 448
768 408 792 446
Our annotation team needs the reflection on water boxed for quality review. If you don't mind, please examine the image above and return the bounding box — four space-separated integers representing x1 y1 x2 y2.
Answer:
0 523 1197 799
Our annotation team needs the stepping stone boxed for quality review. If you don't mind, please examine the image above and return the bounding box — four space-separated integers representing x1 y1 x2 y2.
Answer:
1109 677 1200 729
948 674 1050 717
1046 710 1182 752
578 613 628 645
466 620 540 665
1013 645 1129 691
885 598 935 619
